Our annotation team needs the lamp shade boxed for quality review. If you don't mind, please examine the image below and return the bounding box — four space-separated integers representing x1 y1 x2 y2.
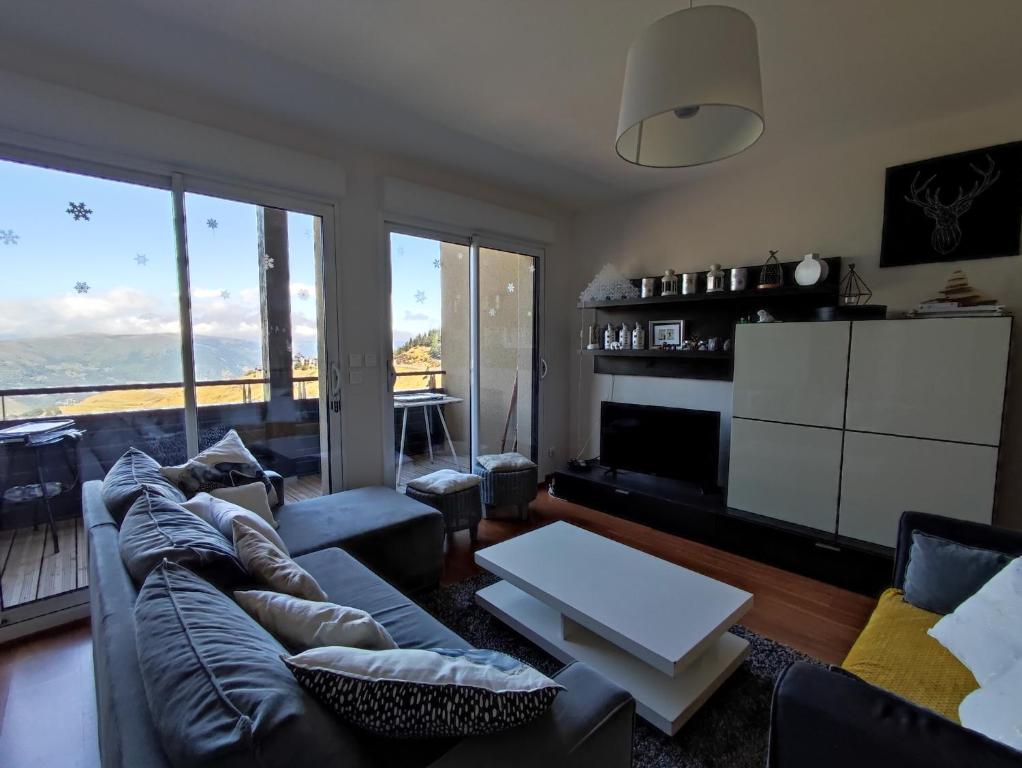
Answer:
616 5 764 168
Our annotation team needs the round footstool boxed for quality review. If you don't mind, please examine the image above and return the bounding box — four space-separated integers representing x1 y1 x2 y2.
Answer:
404 469 482 551
474 452 538 520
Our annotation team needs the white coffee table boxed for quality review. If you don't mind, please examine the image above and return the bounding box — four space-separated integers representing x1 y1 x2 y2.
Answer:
474 522 753 735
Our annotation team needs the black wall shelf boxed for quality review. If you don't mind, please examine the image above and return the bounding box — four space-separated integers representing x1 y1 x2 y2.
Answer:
579 257 841 380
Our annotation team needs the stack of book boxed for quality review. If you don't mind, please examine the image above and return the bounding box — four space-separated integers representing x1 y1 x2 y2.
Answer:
908 270 1010 318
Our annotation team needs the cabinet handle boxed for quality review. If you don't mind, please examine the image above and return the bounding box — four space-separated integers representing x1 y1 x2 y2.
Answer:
613 489 630 496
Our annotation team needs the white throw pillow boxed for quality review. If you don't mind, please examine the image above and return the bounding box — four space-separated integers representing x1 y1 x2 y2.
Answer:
928 556 1022 685
406 469 481 495
959 658 1022 751
234 590 397 651
476 452 536 471
232 520 326 601
209 482 277 529
182 492 288 555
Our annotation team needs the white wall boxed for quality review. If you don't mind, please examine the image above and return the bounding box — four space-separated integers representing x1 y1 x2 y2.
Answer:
0 69 574 487
570 95 1022 528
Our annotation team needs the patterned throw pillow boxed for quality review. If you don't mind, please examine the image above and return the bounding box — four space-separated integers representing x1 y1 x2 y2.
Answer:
283 646 563 738
160 429 277 504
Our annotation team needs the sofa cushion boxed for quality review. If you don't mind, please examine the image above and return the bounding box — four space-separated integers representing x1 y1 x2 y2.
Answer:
284 646 562 738
118 490 246 587
102 448 186 523
295 547 466 650
134 560 353 768
275 487 443 593
161 429 277 505
182 491 288 554
904 530 1011 614
842 588 978 722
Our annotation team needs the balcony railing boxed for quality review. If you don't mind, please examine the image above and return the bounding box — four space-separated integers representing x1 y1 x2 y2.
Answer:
0 376 321 421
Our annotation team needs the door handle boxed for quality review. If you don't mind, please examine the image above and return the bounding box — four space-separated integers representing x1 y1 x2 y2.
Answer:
328 361 342 413
540 358 549 380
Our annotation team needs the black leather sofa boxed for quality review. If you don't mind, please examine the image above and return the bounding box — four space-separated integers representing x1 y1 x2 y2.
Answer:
768 512 1022 768
84 478 635 768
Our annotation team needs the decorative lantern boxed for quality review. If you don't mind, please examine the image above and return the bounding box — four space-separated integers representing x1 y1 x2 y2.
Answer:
839 263 873 306
757 249 783 289
661 269 679 296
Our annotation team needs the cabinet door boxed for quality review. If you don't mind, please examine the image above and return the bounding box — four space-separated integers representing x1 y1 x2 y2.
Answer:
732 322 850 428
845 318 1010 446
838 432 998 547
727 418 842 532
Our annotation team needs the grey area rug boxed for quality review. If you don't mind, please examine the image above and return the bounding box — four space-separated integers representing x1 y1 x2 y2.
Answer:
417 573 820 768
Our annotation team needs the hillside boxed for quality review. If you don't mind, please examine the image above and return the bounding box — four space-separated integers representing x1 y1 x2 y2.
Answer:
394 344 441 391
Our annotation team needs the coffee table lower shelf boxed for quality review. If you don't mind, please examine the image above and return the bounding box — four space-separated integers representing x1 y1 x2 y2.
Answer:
475 580 749 735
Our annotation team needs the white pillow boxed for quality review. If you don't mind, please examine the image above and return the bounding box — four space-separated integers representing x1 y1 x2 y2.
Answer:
209 482 277 529
476 452 536 471
406 469 481 495
928 556 1022 685
232 520 327 601
959 658 1022 751
234 590 397 651
182 492 288 555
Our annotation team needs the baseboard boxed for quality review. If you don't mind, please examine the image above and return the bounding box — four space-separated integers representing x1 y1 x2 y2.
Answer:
0 589 90 645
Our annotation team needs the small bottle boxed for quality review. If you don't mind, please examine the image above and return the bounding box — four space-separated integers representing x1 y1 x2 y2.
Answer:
603 323 615 349
631 321 646 350
618 323 631 350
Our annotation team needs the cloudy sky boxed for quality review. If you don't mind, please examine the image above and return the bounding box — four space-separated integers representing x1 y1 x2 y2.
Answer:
389 232 444 350
0 159 319 353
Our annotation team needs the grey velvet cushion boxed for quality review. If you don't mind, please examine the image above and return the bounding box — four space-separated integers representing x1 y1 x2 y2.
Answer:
118 489 245 587
904 530 1011 614
134 560 353 768
101 447 186 523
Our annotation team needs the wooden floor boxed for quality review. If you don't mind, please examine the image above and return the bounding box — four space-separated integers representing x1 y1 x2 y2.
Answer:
0 483 876 768
1 519 88 609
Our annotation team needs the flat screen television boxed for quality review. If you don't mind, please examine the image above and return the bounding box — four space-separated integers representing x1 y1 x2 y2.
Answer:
600 401 720 492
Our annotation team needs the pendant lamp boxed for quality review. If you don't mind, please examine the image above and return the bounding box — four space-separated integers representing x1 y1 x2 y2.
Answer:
616 4 764 168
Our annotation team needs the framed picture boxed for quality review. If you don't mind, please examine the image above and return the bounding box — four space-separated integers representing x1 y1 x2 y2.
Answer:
648 319 684 349
880 141 1022 268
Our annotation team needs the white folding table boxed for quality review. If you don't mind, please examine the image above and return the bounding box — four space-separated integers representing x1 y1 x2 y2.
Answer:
394 393 463 485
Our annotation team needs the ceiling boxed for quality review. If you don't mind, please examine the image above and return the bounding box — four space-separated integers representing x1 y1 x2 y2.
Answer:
2 1 1022 208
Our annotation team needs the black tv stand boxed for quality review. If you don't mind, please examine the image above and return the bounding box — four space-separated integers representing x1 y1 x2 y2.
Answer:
551 464 891 596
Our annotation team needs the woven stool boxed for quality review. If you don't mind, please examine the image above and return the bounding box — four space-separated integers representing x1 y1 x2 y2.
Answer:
404 469 482 551
474 452 538 521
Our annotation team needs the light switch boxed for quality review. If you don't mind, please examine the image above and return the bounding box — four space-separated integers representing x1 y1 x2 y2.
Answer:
349 369 364 385
348 353 363 368
365 354 378 368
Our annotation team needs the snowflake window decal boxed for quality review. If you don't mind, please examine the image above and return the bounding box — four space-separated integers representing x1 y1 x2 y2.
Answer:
220 289 230 300
206 218 219 231
433 258 441 269
134 253 148 266
74 281 90 294
262 255 275 271
528 264 535 274
0 229 18 245
507 282 515 294
297 288 310 301
488 307 497 317
67 202 93 221
414 290 426 304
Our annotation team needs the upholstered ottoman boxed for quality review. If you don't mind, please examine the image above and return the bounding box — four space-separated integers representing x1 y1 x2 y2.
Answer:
405 469 483 550
474 452 538 520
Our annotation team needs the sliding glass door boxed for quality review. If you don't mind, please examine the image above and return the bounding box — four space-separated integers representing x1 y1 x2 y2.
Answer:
387 228 540 489
183 192 331 503
0 151 339 632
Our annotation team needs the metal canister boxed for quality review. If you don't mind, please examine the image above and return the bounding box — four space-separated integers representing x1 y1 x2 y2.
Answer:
730 267 749 292
640 277 656 298
681 272 698 295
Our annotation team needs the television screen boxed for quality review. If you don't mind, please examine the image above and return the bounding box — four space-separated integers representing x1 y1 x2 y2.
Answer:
599 401 720 491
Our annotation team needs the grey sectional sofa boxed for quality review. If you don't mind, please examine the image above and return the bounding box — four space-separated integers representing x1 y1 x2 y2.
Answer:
84 478 635 768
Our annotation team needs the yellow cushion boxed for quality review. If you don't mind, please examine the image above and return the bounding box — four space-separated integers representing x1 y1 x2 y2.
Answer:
842 588 978 722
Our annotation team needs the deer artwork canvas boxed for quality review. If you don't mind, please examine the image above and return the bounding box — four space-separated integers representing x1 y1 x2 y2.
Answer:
879 141 1022 267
